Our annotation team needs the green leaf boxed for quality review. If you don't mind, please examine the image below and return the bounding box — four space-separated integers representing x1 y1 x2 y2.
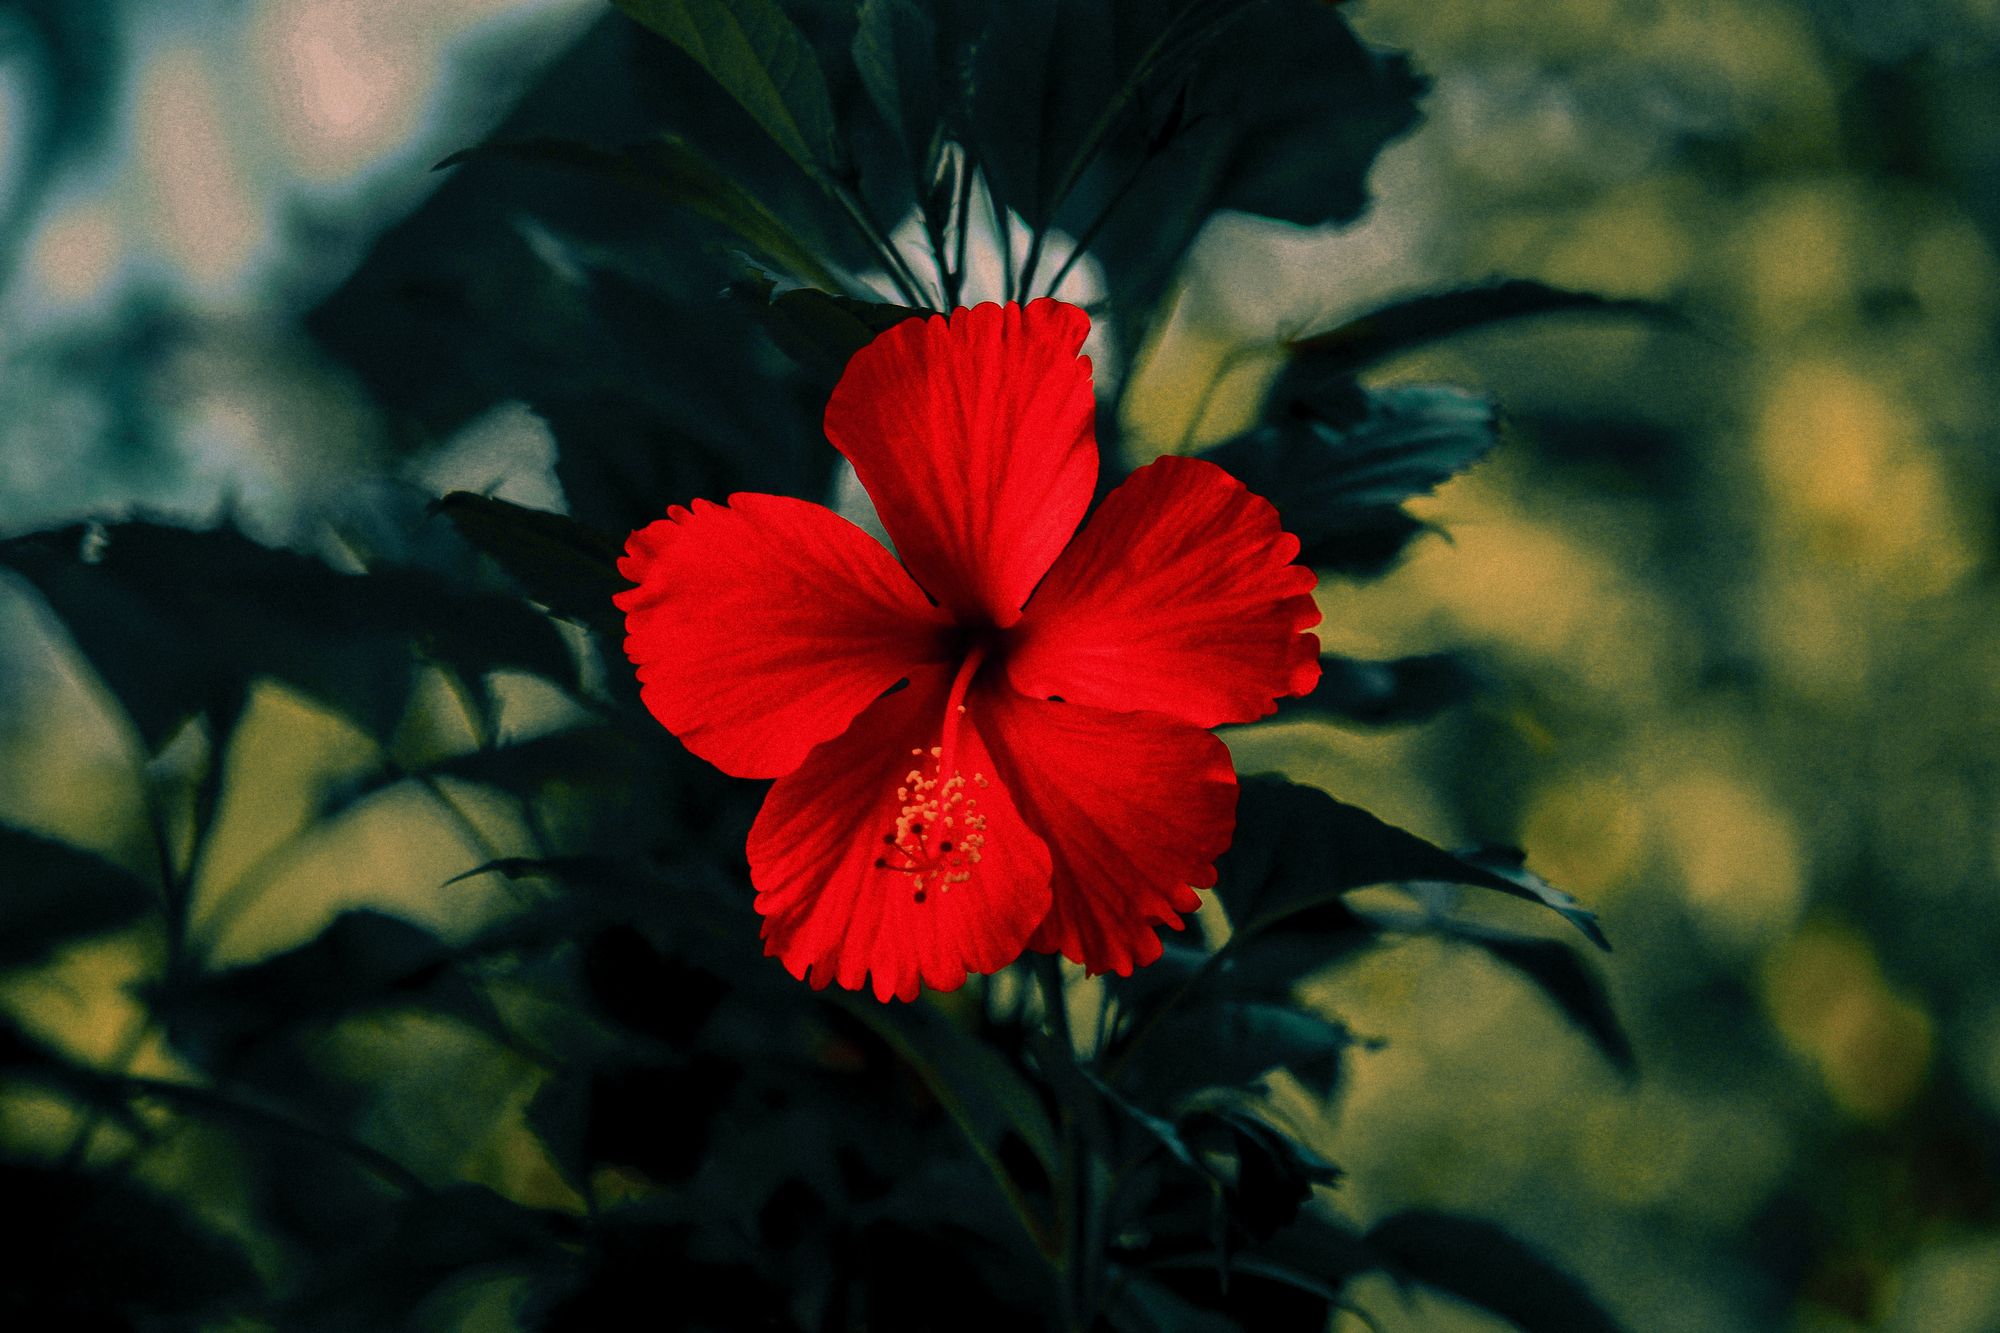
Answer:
1284 281 1668 381
853 0 945 179
1202 384 1499 573
0 1160 261 1323
0 825 155 969
1451 925 1634 1076
612 0 841 178
1367 1210 1626 1333
964 0 1111 231
1276 652 1483 727
727 277 924 386
1215 777 1607 951
432 492 625 635
1450 847 1612 952
1106 1271 1245 1333
1125 1002 1356 1106
828 993 1058 1177
827 993 1058 1255
283 1185 569 1332
436 135 841 288
156 909 511 1071
420 727 645 798
0 522 576 747
1184 1102 1343 1240
1080 0 1424 327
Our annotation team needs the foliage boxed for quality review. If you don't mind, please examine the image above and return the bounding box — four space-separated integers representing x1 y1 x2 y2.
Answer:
0 1 1657 1329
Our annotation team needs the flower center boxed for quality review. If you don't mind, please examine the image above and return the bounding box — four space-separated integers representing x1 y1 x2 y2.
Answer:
875 643 992 904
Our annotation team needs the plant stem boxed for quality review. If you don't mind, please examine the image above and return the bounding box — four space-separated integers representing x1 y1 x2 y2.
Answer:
830 180 930 306
947 151 975 307
1034 955 1089 1332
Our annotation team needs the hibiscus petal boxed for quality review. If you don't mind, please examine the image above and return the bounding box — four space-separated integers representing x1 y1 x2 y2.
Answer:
749 670 1054 1002
978 686 1239 977
1005 456 1322 728
824 299 1097 627
615 494 953 780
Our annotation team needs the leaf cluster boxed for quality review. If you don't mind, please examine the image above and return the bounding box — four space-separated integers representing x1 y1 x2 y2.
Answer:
0 1 1655 1329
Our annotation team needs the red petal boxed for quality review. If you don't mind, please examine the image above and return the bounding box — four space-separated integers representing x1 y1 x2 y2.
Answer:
978 686 1239 976
749 669 1053 1002
1006 456 1321 728
824 299 1097 627
614 494 952 780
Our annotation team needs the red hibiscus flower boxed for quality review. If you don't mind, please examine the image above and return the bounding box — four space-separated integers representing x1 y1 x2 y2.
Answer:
615 299 1321 1001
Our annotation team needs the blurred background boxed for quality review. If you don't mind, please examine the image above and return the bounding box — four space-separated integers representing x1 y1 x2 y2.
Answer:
1 0 1997 1330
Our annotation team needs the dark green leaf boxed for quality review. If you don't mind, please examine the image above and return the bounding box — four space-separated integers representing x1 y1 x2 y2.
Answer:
156 909 510 1071
1186 1103 1342 1239
727 276 924 386
420 727 645 798
0 1160 260 1323
0 522 575 746
1285 281 1667 381
828 992 1058 1177
1450 847 1611 951
433 492 625 635
1458 927 1634 1076
1084 1067 1201 1173
284 1185 570 1332
612 0 841 177
1124 1001 1355 1105
1081 0 1424 328
1215 777 1607 950
1367 1210 1625 1333
0 825 154 969
964 0 1111 231
436 135 840 287
1202 385 1498 574
853 0 944 179
1277 652 1484 727
1106 1271 1244 1333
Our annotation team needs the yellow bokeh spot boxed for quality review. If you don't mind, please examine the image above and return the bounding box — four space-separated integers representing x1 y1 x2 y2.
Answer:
1755 360 1978 597
1519 771 1645 900
1740 185 1859 332
1653 769 1805 949
1539 177 1700 300
1762 922 1933 1123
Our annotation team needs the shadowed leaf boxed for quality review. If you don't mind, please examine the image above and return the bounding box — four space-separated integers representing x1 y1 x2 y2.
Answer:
433 492 626 635
1459 927 1633 1076
1278 652 1484 727
156 910 510 1071
1124 1002 1356 1106
1203 384 1498 575
1215 777 1607 950
0 522 575 747
0 1160 261 1324
727 277 924 386
612 0 841 177
437 136 840 287
0 826 155 969
1285 281 1669 380
1367 1210 1625 1333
